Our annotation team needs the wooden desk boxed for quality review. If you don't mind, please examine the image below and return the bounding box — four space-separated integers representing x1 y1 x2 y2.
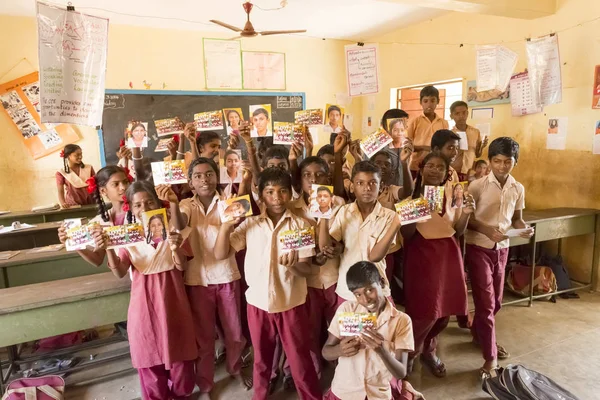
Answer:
0 222 63 252
0 205 97 225
506 208 599 306
0 273 131 390
0 249 109 289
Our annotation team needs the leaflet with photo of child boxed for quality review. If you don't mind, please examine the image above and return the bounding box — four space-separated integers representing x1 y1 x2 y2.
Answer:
151 160 188 185
141 208 168 243
338 312 377 337
249 104 273 137
220 149 243 185
64 218 96 251
386 118 407 136
278 226 316 251
294 109 324 126
218 195 253 223
360 129 393 158
325 104 344 126
395 198 432 225
451 182 469 209
309 184 335 219
125 121 149 149
194 110 225 131
104 224 145 249
154 117 185 137
223 108 244 135
424 185 445 213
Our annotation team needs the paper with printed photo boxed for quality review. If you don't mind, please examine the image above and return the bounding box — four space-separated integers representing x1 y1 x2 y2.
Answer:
395 198 431 226
546 117 567 150
309 184 335 219
424 186 444 213
249 104 273 137
278 226 316 251
218 195 253 223
194 110 224 131
104 224 145 249
294 109 324 126
151 160 188 185
273 122 305 145
155 138 173 152
141 208 168 243
360 130 393 158
154 117 184 136
338 312 377 337
223 108 244 135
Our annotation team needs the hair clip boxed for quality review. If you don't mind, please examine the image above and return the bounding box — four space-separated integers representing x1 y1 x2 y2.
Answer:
86 176 97 194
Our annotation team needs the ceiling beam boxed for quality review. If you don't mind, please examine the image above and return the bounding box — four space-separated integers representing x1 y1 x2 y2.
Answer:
379 0 556 19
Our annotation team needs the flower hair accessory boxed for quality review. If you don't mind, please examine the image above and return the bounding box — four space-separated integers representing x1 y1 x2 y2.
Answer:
119 139 126 147
86 176 98 194
122 195 130 212
59 150 65 158
172 135 180 144
123 166 134 182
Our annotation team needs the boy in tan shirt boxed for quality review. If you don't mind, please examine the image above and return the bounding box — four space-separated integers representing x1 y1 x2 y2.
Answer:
449 101 488 180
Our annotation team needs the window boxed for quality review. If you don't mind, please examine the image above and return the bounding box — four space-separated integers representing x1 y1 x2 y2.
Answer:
390 79 463 127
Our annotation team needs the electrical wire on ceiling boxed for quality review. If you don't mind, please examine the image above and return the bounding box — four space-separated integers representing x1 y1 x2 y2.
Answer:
254 0 288 11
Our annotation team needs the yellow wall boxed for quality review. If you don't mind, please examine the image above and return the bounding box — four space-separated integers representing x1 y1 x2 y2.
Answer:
0 16 356 211
367 0 600 286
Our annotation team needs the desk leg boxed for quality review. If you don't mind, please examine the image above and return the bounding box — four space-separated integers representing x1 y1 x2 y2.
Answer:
528 227 538 307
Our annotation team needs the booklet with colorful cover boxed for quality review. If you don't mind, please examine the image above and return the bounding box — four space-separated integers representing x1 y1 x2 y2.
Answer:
64 218 96 251
278 226 316 251
154 117 185 136
194 110 224 131
141 208 168 243
424 185 445 213
338 312 377 337
395 198 431 225
104 224 145 249
218 195 253 223
154 138 172 152
273 122 305 145
294 109 324 126
309 184 335 219
360 130 393 158
151 160 188 185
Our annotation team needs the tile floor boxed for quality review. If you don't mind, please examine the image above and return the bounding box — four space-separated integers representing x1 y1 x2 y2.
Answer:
62 291 600 399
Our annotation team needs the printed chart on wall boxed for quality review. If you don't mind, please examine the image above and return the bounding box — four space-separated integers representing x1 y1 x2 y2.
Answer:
526 34 562 107
36 2 109 127
510 71 542 117
242 51 286 90
203 39 243 90
345 43 379 97
0 72 79 159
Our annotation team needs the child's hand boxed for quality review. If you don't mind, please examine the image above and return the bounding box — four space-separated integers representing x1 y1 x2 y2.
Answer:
321 240 344 259
155 184 179 204
92 228 108 250
183 123 196 142
168 231 183 251
349 139 363 162
239 121 253 143
60 202 70 210
360 327 385 353
303 127 314 155
223 216 244 227
228 132 240 149
339 336 361 358
480 136 489 149
118 146 132 161
333 133 348 154
289 142 303 161
241 161 253 182
462 193 476 215
57 224 67 244
519 226 535 239
400 138 414 163
279 249 299 268
484 226 508 243
166 138 178 159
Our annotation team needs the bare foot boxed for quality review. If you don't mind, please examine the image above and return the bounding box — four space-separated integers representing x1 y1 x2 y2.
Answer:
198 392 211 400
233 373 253 390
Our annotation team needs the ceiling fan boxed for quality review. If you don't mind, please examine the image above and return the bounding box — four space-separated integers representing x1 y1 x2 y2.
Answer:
209 1 306 38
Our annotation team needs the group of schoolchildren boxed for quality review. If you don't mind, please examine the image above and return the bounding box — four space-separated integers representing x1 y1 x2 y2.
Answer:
54 85 534 400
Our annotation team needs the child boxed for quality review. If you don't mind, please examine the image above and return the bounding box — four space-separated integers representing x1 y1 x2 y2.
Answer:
465 137 534 375
431 129 462 225
196 130 222 162
407 86 449 177
449 101 488 181
95 181 197 400
323 261 418 400
320 160 401 303
371 149 413 210
288 156 345 380
468 159 489 183
401 152 471 378
214 168 321 400
161 157 251 398
56 144 95 208
57 165 131 267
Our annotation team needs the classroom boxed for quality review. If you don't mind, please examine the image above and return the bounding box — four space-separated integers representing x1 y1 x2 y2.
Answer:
0 0 599 399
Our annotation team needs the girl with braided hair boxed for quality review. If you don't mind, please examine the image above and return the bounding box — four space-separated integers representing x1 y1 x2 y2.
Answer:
55 144 95 208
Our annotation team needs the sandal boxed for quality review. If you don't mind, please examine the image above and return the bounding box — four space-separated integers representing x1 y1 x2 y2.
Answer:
214 347 226 365
283 375 296 392
268 371 280 395
497 344 510 360
241 348 253 369
420 354 446 378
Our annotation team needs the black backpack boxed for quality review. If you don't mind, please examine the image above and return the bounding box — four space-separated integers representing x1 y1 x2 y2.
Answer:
482 364 581 400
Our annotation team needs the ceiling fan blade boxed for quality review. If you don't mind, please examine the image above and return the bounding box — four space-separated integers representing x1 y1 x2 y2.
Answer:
228 36 242 40
259 29 307 36
209 20 243 32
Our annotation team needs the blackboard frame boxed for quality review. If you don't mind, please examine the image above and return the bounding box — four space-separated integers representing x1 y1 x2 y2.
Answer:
96 89 306 167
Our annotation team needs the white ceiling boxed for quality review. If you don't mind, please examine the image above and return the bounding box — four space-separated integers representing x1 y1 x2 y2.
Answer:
1 0 445 41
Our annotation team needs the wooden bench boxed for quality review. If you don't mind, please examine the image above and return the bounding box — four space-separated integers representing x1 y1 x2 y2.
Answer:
0 205 98 226
0 273 131 390
0 249 109 289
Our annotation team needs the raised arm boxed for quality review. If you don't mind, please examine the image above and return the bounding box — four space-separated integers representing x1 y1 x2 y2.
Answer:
183 123 199 160
240 123 261 188
155 184 187 230
332 134 348 199
367 215 401 262
322 333 360 362
58 223 106 266
398 140 415 200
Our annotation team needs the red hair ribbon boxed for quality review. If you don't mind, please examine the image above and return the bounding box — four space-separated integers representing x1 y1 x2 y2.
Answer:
119 139 125 147
122 195 130 212
86 176 97 194
172 135 180 144
123 166 134 182
59 150 65 158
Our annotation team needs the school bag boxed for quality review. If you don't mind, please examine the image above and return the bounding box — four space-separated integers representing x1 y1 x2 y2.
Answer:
1 376 64 400
538 254 572 292
482 364 581 400
506 263 557 297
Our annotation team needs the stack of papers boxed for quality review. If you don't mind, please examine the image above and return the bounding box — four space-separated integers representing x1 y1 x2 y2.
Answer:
32 203 60 212
0 223 36 234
